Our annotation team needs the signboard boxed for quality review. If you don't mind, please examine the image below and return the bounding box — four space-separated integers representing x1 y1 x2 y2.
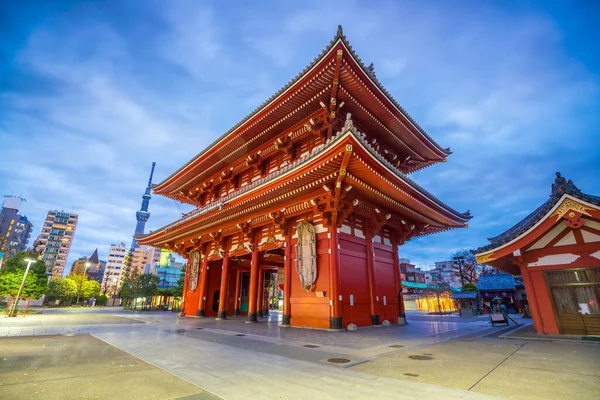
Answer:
159 249 172 267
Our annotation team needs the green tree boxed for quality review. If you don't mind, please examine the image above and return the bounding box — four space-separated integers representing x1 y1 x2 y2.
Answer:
461 283 478 292
48 278 78 303
119 273 137 307
118 273 159 310
0 252 48 299
82 280 101 298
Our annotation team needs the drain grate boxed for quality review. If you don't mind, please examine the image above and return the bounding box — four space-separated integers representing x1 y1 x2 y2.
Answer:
43 343 64 348
404 373 420 377
409 355 433 361
389 344 405 348
195 327 204 330
303 344 320 348
422 353 433 356
327 358 351 364
235 334 246 337
168 329 187 333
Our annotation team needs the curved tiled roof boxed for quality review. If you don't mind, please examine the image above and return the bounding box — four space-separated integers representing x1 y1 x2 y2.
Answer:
154 25 450 191
476 273 516 291
473 175 600 254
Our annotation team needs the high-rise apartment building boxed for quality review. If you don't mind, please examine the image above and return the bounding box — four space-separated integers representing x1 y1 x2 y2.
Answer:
101 242 127 295
34 210 78 279
101 242 159 295
0 196 33 262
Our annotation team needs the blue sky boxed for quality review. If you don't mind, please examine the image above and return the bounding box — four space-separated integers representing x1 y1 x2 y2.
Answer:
1 0 599 272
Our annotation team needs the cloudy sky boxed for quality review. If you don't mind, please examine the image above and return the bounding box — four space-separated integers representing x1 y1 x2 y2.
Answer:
1 0 599 272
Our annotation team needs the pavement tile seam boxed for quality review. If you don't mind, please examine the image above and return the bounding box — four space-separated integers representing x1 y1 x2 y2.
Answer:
90 333 225 400
93 326 507 400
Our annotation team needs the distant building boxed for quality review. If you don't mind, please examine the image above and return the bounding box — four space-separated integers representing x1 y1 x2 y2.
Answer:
68 249 102 280
0 196 33 262
86 249 103 281
154 250 184 289
132 245 160 276
432 260 462 289
102 242 160 295
34 210 78 279
102 242 127 295
400 260 426 284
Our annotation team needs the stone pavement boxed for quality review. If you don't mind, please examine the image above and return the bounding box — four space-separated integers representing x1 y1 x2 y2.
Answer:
1 308 507 399
0 334 212 400
3 308 597 399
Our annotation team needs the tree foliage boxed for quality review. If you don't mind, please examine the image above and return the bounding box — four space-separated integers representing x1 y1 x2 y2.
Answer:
461 283 478 292
452 249 499 284
0 252 48 299
119 273 159 300
69 275 101 298
48 278 78 298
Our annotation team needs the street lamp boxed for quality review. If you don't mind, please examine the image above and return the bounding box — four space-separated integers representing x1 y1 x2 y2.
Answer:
75 261 91 305
8 258 35 317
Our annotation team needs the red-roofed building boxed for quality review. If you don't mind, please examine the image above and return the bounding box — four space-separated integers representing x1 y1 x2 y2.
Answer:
138 27 470 329
474 173 600 335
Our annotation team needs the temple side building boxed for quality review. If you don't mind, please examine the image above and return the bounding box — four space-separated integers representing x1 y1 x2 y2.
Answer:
474 173 600 335
138 27 471 329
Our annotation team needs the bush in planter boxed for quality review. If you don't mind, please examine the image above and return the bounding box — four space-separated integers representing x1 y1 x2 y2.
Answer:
96 295 108 306
461 283 478 292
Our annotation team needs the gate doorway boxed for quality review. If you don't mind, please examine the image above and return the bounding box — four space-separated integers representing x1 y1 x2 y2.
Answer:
545 268 600 335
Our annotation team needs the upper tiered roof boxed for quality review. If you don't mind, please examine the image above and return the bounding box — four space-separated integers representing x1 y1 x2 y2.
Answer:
153 26 452 204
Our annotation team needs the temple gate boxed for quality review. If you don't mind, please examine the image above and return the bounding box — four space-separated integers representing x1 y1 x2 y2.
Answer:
137 26 470 329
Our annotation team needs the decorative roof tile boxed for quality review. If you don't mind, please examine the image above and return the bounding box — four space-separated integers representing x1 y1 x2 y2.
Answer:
155 25 450 191
473 173 600 254
476 273 516 291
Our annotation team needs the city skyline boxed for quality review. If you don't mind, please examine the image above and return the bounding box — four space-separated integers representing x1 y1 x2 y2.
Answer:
1 1 598 271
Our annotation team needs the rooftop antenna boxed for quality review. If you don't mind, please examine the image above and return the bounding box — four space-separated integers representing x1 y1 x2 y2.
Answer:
148 162 157 188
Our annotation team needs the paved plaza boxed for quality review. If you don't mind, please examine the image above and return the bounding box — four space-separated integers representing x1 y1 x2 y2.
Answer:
1 308 599 400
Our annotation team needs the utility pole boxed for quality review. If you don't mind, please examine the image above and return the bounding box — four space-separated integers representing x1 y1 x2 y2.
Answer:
8 259 35 317
453 256 465 287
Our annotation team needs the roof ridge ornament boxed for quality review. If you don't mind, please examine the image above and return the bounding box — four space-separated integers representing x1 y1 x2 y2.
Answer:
551 172 579 196
345 113 354 130
336 25 344 38
367 63 376 78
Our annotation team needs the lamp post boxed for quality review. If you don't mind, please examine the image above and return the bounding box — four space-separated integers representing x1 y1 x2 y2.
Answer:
453 256 465 287
8 258 35 317
75 261 91 305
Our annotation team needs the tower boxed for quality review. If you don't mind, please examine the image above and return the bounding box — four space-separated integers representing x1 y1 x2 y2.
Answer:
121 162 157 284
130 162 156 251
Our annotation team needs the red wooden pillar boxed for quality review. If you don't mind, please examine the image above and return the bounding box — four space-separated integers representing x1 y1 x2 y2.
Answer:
392 239 406 325
217 255 230 320
329 226 342 329
520 264 543 332
282 234 292 326
233 269 242 316
247 247 259 323
197 257 209 317
263 272 270 317
257 270 265 318
365 223 381 325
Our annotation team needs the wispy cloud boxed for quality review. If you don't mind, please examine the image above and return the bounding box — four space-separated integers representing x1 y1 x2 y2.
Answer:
0 1 598 271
